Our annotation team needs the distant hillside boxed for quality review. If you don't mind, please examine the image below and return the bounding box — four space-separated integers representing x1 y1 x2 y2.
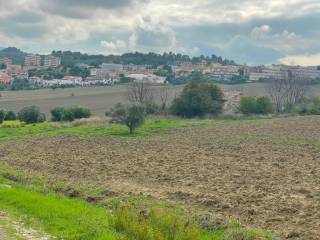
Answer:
0 47 237 67
51 51 237 67
0 47 27 65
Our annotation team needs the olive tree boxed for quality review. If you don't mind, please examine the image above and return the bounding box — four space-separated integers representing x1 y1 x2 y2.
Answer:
109 103 145 134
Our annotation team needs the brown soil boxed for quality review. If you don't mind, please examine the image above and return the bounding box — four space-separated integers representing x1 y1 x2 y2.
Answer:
1 116 320 239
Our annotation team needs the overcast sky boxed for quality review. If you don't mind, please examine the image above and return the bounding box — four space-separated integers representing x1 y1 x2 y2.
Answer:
0 0 319 65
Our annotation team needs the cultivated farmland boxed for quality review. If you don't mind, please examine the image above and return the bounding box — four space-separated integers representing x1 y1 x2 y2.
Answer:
1 83 320 117
0 116 319 239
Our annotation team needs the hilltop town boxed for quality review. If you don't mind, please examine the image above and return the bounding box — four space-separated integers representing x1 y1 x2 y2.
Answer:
1 47 319 90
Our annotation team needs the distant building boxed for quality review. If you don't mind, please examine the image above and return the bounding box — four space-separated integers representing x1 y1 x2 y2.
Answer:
285 66 320 79
101 63 123 73
127 73 166 84
63 76 83 82
24 54 41 67
0 72 13 84
6 64 23 73
209 64 240 81
44 55 61 68
90 68 99 76
249 65 288 81
0 57 12 66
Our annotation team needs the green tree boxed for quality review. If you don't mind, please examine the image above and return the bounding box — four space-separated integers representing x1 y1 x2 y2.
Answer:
18 106 45 124
109 104 145 134
50 107 65 121
238 96 257 115
170 79 224 118
4 111 17 121
255 96 273 114
125 105 145 134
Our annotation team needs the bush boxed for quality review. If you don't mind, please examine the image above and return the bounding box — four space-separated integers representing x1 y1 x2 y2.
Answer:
51 107 65 121
239 96 273 115
170 79 225 118
292 97 320 115
109 103 145 134
255 96 273 114
18 106 45 124
145 103 162 115
70 107 91 119
0 110 5 124
1 120 26 128
238 96 257 115
109 103 127 124
51 106 91 122
4 111 17 121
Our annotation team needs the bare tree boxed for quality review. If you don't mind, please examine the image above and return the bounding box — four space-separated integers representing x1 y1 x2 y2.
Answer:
267 73 310 113
127 80 154 104
158 85 170 110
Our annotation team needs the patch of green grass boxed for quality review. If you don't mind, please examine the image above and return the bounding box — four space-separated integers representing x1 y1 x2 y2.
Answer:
0 169 274 240
0 187 119 240
0 118 272 140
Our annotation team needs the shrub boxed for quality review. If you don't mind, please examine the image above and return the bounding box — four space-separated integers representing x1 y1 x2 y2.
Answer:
51 106 91 122
4 111 17 121
292 97 320 115
109 103 145 134
0 110 5 124
1 120 26 128
255 96 273 114
109 103 127 124
70 107 91 119
145 103 162 115
61 109 75 122
238 96 257 115
51 107 65 121
170 79 225 118
18 106 45 124
239 96 273 115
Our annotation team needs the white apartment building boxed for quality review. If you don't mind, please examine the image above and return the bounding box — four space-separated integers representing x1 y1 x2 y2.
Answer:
44 55 61 68
24 54 41 67
0 57 12 65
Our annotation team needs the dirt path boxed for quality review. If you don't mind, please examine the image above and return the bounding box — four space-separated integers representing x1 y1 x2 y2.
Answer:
1 116 320 239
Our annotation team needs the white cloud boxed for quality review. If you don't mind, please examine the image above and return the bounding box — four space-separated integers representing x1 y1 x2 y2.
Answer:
279 53 320 66
101 40 127 54
128 17 177 52
251 25 271 39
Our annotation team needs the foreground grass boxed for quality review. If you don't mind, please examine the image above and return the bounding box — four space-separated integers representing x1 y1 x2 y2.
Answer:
0 117 272 140
0 172 273 240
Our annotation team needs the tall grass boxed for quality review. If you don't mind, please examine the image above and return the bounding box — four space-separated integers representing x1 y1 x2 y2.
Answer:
0 184 273 240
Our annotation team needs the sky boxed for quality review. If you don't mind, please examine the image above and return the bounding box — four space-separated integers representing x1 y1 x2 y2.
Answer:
0 0 319 66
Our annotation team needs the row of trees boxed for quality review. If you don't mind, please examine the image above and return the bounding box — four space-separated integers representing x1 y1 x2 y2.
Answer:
51 51 236 68
0 106 45 124
0 106 91 125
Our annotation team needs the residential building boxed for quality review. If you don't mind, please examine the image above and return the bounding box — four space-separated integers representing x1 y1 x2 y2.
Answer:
127 73 166 84
0 72 13 84
209 64 240 81
285 66 320 79
24 54 41 67
6 64 22 73
101 63 123 73
44 55 61 68
0 57 12 66
249 65 288 81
